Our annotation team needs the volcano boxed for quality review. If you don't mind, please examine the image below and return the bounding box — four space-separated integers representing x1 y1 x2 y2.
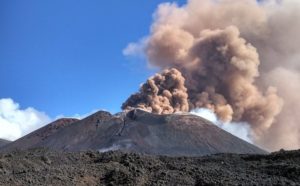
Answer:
1 109 266 156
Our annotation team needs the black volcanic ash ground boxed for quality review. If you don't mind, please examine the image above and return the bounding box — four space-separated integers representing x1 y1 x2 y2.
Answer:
0 148 299 185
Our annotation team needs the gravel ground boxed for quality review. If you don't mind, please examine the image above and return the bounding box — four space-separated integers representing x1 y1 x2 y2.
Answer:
0 148 299 185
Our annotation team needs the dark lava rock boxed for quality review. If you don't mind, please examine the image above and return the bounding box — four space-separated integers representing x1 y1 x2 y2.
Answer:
0 148 299 185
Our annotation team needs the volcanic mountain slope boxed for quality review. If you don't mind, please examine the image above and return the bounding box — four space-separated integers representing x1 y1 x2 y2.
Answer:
0 139 11 148
2 109 266 156
0 118 79 151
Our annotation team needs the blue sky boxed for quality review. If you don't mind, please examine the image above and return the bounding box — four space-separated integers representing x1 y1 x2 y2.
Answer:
0 0 186 118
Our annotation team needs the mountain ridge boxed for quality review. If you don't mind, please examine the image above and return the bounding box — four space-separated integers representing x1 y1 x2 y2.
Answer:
0 139 11 148
1 109 266 156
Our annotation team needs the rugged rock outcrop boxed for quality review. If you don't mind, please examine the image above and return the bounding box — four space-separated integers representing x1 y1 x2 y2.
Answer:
0 148 298 185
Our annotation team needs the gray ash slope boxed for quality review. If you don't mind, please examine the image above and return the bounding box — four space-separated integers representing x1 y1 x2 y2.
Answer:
0 139 10 148
0 148 299 185
1 109 266 156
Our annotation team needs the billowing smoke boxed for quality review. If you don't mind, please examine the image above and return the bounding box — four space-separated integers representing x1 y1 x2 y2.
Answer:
123 0 300 151
122 68 189 114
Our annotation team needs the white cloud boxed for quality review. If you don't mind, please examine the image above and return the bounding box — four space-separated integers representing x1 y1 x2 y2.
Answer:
0 98 105 141
0 98 51 141
190 108 252 143
123 37 148 57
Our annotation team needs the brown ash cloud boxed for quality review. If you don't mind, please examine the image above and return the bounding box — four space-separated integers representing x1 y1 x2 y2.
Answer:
123 0 300 151
122 68 189 114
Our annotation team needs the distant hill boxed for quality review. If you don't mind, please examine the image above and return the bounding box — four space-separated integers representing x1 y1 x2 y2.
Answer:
1 109 266 156
0 139 11 148
1 118 78 151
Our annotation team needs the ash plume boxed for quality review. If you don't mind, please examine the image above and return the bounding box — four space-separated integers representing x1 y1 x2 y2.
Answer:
122 68 189 114
123 0 300 151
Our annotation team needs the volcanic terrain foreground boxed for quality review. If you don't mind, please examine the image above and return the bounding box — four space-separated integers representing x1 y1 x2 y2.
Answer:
0 148 299 185
2 109 265 156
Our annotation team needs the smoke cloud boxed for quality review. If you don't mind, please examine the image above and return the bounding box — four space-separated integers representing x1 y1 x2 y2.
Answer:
122 68 189 114
123 0 300 151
